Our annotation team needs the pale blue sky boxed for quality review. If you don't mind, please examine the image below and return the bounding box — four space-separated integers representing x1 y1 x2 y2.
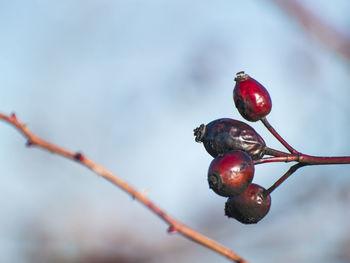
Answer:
0 1 349 262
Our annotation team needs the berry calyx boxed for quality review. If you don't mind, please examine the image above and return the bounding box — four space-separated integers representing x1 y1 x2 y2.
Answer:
194 118 266 160
233 71 272 122
208 150 254 197
225 183 271 224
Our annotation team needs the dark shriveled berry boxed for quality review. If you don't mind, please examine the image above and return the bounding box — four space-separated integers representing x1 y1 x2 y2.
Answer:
225 183 271 224
208 150 254 197
234 71 272 122
194 118 265 160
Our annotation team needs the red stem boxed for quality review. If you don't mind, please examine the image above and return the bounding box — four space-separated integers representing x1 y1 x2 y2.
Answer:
259 117 350 165
299 154 350 165
258 116 350 192
261 117 298 154
264 147 290 157
265 163 305 195
254 153 350 165
254 156 297 165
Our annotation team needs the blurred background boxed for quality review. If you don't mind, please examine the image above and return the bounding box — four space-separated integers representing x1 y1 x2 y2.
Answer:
0 0 350 262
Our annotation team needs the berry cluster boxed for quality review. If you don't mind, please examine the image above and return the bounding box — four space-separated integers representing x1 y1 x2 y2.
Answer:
194 71 272 224
195 71 350 224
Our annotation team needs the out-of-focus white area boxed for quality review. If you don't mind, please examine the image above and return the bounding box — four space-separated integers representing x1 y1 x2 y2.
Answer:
0 1 349 262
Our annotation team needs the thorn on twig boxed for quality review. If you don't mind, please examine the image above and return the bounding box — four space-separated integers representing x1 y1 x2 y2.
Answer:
193 124 206 142
10 112 17 121
130 189 149 201
167 226 178 234
26 140 35 147
74 152 85 162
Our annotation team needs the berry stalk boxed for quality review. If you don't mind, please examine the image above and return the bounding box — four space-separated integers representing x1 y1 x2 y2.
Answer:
260 117 298 154
299 154 350 165
263 147 291 157
254 154 350 165
265 163 306 195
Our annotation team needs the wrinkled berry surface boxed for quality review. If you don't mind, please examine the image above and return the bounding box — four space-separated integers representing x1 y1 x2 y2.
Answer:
234 72 272 122
194 118 265 160
225 183 271 224
208 150 254 197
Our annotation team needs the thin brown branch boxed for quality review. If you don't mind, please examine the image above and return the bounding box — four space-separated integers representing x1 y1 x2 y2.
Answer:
272 0 350 61
0 112 248 263
265 163 306 194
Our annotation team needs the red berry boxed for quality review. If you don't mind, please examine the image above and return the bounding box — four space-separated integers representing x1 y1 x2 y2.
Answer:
225 183 271 224
233 71 272 122
194 118 265 160
208 150 254 197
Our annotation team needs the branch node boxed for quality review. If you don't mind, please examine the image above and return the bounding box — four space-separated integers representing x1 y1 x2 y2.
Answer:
26 140 35 147
10 112 17 121
74 152 85 162
167 225 178 234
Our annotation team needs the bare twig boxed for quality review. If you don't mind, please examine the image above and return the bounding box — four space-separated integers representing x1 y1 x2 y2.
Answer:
272 0 350 61
0 112 248 263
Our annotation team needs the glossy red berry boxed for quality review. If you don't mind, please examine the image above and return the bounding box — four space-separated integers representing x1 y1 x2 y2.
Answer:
208 150 254 197
225 183 271 224
194 118 265 160
233 71 272 122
